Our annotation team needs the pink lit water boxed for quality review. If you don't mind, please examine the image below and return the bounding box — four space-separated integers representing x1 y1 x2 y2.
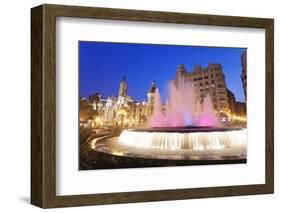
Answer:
148 77 219 127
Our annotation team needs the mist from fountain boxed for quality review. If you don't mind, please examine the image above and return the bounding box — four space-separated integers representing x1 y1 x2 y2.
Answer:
148 76 219 127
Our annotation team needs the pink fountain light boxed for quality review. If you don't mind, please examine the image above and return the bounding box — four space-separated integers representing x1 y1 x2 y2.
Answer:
197 94 219 126
148 89 165 127
148 76 219 127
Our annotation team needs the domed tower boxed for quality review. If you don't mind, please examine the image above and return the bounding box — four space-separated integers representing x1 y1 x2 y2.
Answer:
147 81 157 104
118 76 128 97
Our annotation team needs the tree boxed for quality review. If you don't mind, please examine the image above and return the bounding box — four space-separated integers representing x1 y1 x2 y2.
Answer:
79 98 93 120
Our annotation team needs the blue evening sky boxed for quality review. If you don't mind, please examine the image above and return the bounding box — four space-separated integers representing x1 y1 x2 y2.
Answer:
79 41 246 102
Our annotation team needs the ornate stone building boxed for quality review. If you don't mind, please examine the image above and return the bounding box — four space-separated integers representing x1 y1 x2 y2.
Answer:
88 77 156 127
175 63 231 117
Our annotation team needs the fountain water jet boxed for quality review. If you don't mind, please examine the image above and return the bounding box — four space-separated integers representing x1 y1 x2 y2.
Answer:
197 94 219 127
148 89 165 127
148 76 218 127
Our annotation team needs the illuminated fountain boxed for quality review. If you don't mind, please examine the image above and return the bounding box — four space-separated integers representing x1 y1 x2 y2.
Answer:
91 76 247 164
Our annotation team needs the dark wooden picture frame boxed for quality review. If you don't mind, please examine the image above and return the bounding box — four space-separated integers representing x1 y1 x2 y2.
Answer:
31 4 274 208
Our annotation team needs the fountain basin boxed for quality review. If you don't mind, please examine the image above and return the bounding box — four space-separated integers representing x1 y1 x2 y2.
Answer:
91 126 247 163
118 126 246 150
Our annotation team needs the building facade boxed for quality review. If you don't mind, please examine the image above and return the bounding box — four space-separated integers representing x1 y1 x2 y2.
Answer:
83 77 156 128
226 89 236 115
241 50 247 100
175 63 231 117
234 101 246 116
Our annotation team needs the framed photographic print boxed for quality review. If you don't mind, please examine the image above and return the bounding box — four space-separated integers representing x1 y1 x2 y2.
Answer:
31 4 274 208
